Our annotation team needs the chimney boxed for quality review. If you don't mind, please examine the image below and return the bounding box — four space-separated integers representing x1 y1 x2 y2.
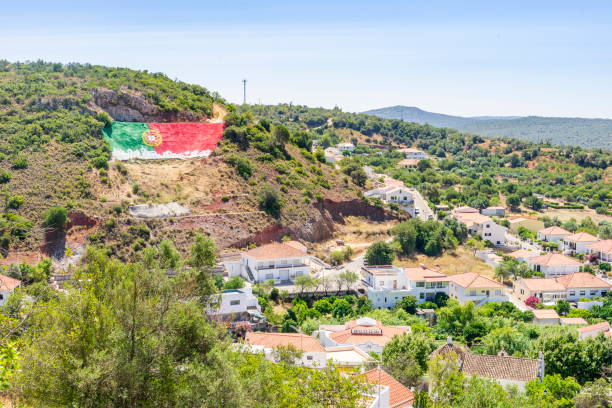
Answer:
435 264 440 273
537 351 545 380
497 346 508 357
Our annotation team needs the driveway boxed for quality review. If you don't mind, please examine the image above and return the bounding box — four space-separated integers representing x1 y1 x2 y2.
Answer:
411 189 433 220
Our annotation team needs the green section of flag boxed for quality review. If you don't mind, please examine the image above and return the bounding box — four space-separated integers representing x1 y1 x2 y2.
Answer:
102 122 153 154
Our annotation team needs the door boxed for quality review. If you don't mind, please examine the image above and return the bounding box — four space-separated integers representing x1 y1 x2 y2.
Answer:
486 290 490 297
280 269 289 282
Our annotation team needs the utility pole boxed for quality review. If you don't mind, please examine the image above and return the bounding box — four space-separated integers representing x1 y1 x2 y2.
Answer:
242 79 247 105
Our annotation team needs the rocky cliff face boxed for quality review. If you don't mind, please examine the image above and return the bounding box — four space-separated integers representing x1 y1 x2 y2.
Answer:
93 89 206 122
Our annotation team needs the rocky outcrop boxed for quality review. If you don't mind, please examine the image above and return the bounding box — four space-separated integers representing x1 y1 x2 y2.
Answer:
92 88 205 122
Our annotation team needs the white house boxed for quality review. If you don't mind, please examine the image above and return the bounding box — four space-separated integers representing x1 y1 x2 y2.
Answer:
397 158 421 169
481 206 506 217
324 147 344 163
532 309 560 325
223 242 311 284
361 264 449 308
527 253 582 278
397 147 427 160
586 239 612 262
403 265 450 303
210 287 261 319
537 226 571 244
513 272 610 304
364 185 414 207
452 209 506 246
243 332 327 368
0 274 20 306
561 232 599 255
448 272 508 306
337 142 355 152
316 317 410 354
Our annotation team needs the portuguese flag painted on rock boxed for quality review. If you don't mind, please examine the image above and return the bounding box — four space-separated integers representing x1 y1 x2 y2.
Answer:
102 122 225 160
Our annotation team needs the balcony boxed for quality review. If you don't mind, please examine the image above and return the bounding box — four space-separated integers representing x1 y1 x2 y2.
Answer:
255 263 308 271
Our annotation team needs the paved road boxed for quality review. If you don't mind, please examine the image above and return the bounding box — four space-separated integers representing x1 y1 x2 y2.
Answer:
411 189 434 221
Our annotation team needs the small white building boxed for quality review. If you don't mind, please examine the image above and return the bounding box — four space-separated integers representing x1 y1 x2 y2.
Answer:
587 239 612 262
452 209 506 246
481 206 506 217
324 147 344 163
337 142 355 152
210 287 261 319
364 185 414 207
223 242 311 284
561 232 599 255
537 226 572 244
448 272 508 306
397 147 427 160
404 265 450 303
532 309 560 325
527 253 582 278
577 321 611 340
0 274 20 306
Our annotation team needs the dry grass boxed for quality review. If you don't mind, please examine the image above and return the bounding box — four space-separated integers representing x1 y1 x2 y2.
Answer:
394 245 495 278
539 208 612 224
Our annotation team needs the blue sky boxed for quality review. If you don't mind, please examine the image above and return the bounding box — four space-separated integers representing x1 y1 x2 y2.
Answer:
2 1 612 117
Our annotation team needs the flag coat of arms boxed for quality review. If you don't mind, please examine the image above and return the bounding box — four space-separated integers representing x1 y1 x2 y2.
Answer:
102 122 225 160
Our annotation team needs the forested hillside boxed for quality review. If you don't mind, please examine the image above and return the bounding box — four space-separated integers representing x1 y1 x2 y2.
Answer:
364 105 612 149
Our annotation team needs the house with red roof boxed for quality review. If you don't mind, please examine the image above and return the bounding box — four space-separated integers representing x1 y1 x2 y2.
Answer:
527 253 582 277
243 332 327 368
317 317 410 354
513 272 610 304
577 321 611 340
586 239 612 263
537 226 572 244
448 272 508 306
561 232 599 255
222 242 311 284
361 368 414 408
0 274 20 306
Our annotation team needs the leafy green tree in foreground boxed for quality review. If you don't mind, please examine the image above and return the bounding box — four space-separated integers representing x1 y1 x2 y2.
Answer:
365 241 395 265
382 332 436 387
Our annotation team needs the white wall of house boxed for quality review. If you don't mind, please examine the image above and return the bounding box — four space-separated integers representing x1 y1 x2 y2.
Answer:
212 287 261 316
537 232 568 244
244 254 310 284
567 288 608 301
527 262 581 278
449 283 507 305
469 221 506 246
562 240 598 255
587 249 612 262
246 345 328 368
404 151 427 160
481 208 505 216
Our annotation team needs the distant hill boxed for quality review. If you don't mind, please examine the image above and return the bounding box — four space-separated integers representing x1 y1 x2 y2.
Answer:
363 106 612 149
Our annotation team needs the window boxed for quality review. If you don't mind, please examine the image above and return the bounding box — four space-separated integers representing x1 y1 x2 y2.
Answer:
520 289 524 295
416 282 425 287
495 290 501 296
266 273 273 280
580 291 586 296
306 355 313 361
569 291 575 297
470 290 476 296
590 290 597 296
419 293 425 299
230 300 240 306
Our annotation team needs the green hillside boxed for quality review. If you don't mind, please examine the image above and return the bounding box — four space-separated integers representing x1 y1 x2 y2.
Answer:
364 105 612 149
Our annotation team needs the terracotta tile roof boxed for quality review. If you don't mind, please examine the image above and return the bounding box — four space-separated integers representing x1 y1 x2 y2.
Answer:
431 339 466 359
461 353 540 382
397 147 424 154
529 253 582 267
244 332 325 352
453 212 493 226
560 318 588 325
404 266 448 282
485 206 505 210
532 309 560 319
507 249 540 260
538 226 571 236
242 242 307 260
0 274 21 291
327 319 409 347
362 368 414 408
453 206 479 213
518 278 566 292
284 240 307 252
448 272 504 289
564 232 598 243
577 321 610 334
587 240 612 254
556 272 611 289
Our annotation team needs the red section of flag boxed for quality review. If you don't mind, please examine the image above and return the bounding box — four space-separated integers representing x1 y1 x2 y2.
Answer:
148 122 225 155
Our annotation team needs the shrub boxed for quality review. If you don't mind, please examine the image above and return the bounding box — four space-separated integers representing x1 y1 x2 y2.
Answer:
0 170 11 183
599 262 611 272
91 156 109 170
258 185 283 217
223 276 245 290
330 251 345 266
525 296 540 308
221 196 230 202
6 195 24 210
43 206 68 228
226 155 252 179
11 156 28 169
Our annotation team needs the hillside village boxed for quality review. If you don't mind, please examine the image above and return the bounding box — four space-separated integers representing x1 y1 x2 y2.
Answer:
0 61 610 407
